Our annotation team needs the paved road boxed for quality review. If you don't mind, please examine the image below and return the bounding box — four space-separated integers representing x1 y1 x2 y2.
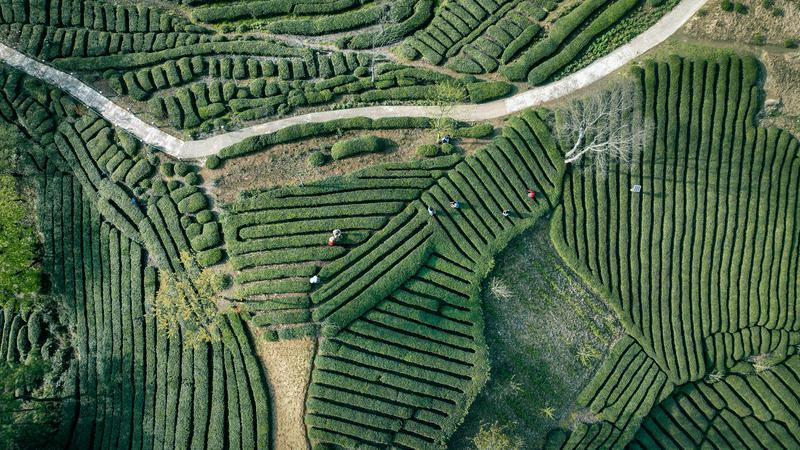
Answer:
0 0 706 159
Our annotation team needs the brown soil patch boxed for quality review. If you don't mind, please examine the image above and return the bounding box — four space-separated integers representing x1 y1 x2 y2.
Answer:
206 127 495 204
252 331 316 450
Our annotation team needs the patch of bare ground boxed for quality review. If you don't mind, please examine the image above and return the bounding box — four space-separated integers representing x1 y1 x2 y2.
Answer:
206 127 496 203
251 330 316 450
683 0 800 44
757 50 800 134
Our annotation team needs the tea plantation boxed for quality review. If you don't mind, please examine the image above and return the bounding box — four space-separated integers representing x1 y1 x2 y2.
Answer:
0 0 515 134
0 0 799 448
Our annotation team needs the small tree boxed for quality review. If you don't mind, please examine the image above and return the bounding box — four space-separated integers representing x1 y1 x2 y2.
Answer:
471 421 520 450
0 175 40 310
432 82 467 141
556 84 650 178
152 252 227 347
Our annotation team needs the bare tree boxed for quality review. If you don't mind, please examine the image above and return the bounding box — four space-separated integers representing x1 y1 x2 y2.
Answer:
556 84 651 177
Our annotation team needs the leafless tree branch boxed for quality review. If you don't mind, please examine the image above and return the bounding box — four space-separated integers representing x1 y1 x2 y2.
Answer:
556 83 652 178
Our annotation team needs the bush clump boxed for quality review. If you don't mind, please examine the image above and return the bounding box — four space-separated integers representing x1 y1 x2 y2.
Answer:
456 123 494 139
196 210 215 224
185 172 202 186
178 192 208 214
196 248 224 267
734 2 748 13
721 0 734 11
466 82 513 103
205 155 222 170
151 180 168 196
330 135 387 160
440 143 456 155
396 44 420 61
308 150 328 167
417 144 439 157
160 162 174 177
175 162 193 177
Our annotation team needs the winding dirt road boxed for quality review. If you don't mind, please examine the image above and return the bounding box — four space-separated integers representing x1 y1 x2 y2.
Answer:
0 0 706 159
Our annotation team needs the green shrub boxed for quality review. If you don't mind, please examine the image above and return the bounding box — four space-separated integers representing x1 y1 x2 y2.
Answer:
751 34 766 45
151 180 168 196
440 143 456 155
330 135 387 160
196 210 215 224
466 82 513 103
501 24 542 64
456 123 494 139
372 117 431 128
185 172 202 186
160 162 174 177
785 39 798 48
308 150 328 167
191 223 222 251
198 103 226 120
197 248 224 267
167 180 182 191
417 144 439 157
359 85 436 102
734 2 748 13
396 44 420 61
171 185 200 203
178 192 208 214
175 162 193 177
721 0 734 11
185 222 202 238
125 159 153 186
205 155 222 170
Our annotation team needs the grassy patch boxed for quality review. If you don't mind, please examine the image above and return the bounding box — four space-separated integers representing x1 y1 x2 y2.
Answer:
448 218 621 449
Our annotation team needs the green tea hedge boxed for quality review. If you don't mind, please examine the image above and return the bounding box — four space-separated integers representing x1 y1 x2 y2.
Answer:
331 136 387 160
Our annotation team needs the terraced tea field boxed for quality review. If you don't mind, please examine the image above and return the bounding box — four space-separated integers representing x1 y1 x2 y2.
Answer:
1 0 799 449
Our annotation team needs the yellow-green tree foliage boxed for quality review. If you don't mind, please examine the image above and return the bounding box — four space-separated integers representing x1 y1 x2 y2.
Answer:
152 252 227 346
